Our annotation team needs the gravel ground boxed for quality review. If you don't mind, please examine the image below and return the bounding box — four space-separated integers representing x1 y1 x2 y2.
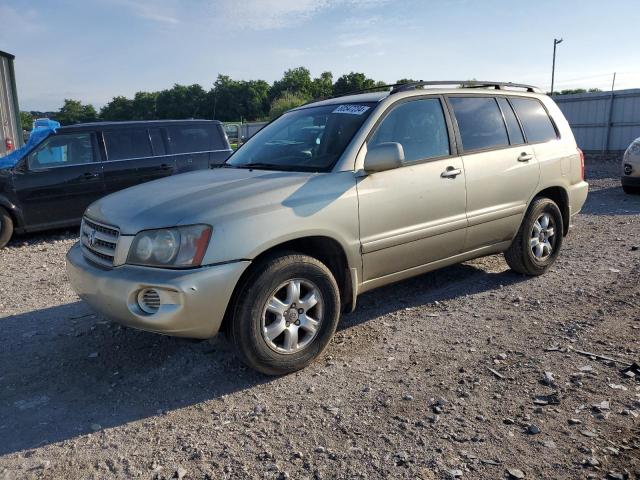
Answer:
0 160 639 480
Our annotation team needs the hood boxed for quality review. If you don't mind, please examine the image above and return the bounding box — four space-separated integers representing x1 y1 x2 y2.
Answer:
86 167 320 234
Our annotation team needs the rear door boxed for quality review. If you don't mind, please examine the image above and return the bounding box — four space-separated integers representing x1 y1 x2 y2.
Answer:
168 123 230 172
446 95 540 252
101 127 176 195
12 131 104 228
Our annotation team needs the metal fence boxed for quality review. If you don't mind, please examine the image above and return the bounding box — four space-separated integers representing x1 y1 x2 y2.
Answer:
553 88 640 153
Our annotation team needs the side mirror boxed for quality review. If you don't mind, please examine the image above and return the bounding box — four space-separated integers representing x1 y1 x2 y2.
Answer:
363 142 405 173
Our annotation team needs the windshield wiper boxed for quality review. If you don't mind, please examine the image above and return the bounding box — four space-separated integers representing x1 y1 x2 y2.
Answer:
235 162 294 171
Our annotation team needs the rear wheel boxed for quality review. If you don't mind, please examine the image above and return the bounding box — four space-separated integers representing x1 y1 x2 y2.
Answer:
622 184 640 195
504 197 563 276
229 252 340 375
0 207 13 249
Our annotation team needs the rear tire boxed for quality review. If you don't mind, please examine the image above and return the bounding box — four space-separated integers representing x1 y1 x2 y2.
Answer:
229 252 340 375
0 207 13 249
504 197 563 276
622 184 640 195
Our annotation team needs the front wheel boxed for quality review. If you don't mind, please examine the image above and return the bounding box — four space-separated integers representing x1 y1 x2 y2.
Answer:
504 197 564 276
229 252 341 375
0 207 14 249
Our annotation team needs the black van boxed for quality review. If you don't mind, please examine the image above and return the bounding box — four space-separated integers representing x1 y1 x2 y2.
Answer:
0 120 231 247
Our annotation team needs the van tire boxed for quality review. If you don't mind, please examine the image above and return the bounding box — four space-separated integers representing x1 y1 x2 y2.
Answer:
504 197 563 276
229 252 340 375
0 207 13 249
622 185 640 195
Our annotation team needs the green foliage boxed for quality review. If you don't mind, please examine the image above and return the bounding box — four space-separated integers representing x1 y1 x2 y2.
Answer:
54 99 98 125
332 72 377 96
312 71 333 99
210 75 271 122
20 111 33 131
100 96 134 121
269 92 308 119
270 67 314 100
551 88 603 96
155 84 207 119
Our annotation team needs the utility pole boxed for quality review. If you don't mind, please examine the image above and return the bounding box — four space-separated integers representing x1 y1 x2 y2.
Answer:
550 38 563 95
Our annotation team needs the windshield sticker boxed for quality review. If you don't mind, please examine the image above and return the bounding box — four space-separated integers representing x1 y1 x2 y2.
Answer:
332 104 370 115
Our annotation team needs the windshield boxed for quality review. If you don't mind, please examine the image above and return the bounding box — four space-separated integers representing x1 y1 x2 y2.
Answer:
227 103 375 172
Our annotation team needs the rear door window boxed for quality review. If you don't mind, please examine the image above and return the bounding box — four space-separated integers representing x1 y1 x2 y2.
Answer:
149 128 167 156
103 129 152 161
510 97 558 143
369 98 450 163
167 125 223 154
497 97 525 145
449 97 509 151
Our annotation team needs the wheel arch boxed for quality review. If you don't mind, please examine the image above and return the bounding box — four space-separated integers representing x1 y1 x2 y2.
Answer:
0 196 23 231
219 235 355 334
531 186 570 236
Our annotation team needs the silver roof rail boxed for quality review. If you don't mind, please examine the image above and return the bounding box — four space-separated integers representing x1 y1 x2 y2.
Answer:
390 80 542 94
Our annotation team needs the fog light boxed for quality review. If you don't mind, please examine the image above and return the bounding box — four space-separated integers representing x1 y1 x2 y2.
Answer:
137 288 161 314
624 164 633 175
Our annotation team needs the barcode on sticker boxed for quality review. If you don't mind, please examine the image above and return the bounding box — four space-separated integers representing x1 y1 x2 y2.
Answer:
332 104 370 115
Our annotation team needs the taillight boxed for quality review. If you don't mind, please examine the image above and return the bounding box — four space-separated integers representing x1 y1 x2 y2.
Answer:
5 138 14 152
577 147 585 180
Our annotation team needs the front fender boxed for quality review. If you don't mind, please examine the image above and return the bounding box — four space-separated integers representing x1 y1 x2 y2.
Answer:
0 195 24 230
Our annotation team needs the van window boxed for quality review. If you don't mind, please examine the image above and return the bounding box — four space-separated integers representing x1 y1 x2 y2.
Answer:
449 97 509 151
369 98 450 162
497 97 525 145
104 129 152 160
510 98 558 143
167 125 222 154
28 133 94 169
149 128 167 156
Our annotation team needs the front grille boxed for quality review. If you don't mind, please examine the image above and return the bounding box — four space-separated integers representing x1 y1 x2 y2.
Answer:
81 217 120 268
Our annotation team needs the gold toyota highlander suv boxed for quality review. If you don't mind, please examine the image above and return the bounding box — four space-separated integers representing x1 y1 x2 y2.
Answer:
622 137 640 194
66 81 589 374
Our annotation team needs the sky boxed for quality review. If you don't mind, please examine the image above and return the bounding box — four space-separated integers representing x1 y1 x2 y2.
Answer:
2 0 639 111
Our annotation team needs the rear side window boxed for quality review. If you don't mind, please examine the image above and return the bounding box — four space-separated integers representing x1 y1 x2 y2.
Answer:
103 129 152 160
449 97 509 151
28 133 94 169
497 97 524 145
167 125 223 154
369 98 450 162
510 98 558 143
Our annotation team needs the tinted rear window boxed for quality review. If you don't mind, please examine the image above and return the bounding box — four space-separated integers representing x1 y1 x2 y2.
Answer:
104 129 152 160
497 97 525 145
449 97 509 151
167 125 223 154
510 98 558 143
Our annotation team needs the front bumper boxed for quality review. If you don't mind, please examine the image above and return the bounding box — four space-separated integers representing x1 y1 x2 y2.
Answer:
621 175 640 187
66 242 249 338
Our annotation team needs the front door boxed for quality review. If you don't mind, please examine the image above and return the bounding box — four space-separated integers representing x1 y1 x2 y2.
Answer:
13 131 104 229
357 97 468 282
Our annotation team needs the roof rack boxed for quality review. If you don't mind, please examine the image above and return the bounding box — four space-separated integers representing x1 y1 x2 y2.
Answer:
389 80 542 94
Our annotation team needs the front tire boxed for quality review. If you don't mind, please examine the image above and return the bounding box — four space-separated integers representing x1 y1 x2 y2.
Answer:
504 197 563 276
229 252 341 375
0 207 14 249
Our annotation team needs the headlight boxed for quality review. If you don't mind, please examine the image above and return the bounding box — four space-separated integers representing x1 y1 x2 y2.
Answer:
127 225 212 268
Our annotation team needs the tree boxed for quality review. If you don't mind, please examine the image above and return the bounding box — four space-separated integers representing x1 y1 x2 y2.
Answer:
155 84 207 119
312 71 333 99
100 96 134 121
332 72 377 96
20 111 33 131
269 92 307 119
55 99 98 125
270 67 313 100
132 91 158 120
209 75 270 122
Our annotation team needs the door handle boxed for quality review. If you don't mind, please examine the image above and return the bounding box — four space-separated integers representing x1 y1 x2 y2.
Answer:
82 172 99 179
441 166 462 178
518 153 534 162
159 163 173 170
